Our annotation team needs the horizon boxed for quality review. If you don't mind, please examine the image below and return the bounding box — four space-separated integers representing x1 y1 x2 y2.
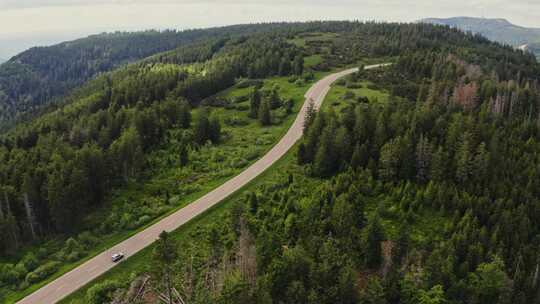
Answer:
0 16 536 60
1 0 539 59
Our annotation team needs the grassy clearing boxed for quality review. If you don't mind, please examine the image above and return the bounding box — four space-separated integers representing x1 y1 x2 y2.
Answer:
304 55 323 68
288 32 340 48
323 80 390 112
2 72 326 304
59 63 442 304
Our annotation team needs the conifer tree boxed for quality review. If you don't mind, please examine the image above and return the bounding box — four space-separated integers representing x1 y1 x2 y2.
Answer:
249 87 261 119
365 213 385 268
259 100 272 126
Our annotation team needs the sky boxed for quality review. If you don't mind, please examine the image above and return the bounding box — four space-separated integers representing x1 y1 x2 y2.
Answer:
1 0 539 59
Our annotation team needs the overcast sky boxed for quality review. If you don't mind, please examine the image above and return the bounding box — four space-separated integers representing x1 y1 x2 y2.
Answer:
1 0 539 59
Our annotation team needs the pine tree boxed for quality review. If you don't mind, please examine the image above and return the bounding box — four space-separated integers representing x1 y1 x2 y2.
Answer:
379 139 400 182
259 100 272 126
178 141 189 167
416 134 433 183
249 87 261 119
456 135 473 184
303 99 316 133
430 146 447 182
269 88 282 109
293 55 304 75
178 100 192 129
110 127 144 182
359 276 387 304
336 126 353 168
209 114 222 144
279 58 291 76
350 143 363 169
248 192 259 214
314 125 337 177
365 213 385 268
193 109 211 144
472 142 489 184
297 142 307 165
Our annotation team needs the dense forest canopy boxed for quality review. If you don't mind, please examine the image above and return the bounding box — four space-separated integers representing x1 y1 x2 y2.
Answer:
0 20 539 303
0 23 316 131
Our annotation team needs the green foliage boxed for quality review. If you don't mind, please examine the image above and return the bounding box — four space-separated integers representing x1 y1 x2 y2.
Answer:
218 271 251 304
85 280 121 304
468 257 512 304
25 262 61 284
359 277 386 304
258 100 272 126
364 213 385 268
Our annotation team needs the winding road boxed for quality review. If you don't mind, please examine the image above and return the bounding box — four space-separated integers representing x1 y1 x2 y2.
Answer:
17 64 387 304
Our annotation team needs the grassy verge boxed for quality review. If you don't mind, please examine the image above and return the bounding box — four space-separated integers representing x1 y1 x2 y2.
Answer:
59 143 299 304
4 67 346 303
58 62 404 303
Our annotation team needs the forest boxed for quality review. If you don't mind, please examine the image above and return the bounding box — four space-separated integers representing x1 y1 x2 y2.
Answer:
0 23 309 130
1 21 540 303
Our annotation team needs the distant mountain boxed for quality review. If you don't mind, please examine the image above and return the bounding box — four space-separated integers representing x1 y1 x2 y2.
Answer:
421 17 540 57
0 58 6 64
526 42 540 55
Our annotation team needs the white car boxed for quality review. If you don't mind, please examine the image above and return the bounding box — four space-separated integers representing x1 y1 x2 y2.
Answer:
111 252 125 263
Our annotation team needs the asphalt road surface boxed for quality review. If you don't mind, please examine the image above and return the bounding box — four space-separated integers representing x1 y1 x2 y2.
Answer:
18 64 387 304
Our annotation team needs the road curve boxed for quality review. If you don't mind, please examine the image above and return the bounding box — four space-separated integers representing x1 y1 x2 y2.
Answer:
18 64 387 304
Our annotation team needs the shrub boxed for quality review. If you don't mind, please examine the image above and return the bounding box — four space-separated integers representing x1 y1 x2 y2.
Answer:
36 247 49 260
232 95 249 103
224 116 249 126
342 91 356 100
235 104 249 111
86 280 121 304
25 261 60 284
137 215 152 226
288 76 299 83
335 79 346 86
13 263 28 281
294 79 305 87
64 237 81 254
346 82 362 89
67 251 85 262
232 158 249 169
302 72 315 81
21 253 39 272
0 264 17 286
237 79 263 89
245 148 261 161
78 231 99 250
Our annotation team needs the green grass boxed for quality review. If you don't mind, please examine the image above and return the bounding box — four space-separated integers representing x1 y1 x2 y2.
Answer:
57 63 434 304
59 142 300 304
304 55 323 68
4 67 346 303
288 32 340 48
323 80 390 112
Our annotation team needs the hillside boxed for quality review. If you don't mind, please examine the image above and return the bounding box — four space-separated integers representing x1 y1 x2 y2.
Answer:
57 22 540 304
0 23 301 131
421 17 540 58
1 21 540 304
